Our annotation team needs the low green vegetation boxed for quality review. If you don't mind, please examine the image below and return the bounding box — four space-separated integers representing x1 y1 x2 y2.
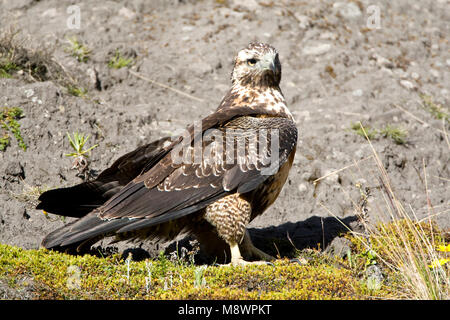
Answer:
0 243 366 300
0 106 26 151
0 219 446 299
350 123 378 140
379 125 408 145
66 85 87 97
419 94 449 123
0 31 69 84
0 57 18 78
350 123 408 145
65 37 91 63
65 131 98 159
108 50 133 69
65 131 98 180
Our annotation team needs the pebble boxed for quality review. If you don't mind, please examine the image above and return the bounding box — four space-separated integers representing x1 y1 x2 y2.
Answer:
319 31 337 40
366 265 383 290
24 89 34 98
400 80 415 90
323 169 340 184
42 8 57 17
372 53 392 68
302 43 331 56
352 89 363 97
430 69 440 78
295 14 311 29
298 184 308 194
333 2 362 20
182 26 195 32
411 72 420 80
233 0 259 10
119 7 136 19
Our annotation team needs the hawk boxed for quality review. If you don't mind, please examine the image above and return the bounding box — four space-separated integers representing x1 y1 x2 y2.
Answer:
37 42 298 265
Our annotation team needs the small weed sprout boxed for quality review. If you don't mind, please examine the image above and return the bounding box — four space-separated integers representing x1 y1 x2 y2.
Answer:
145 261 153 293
194 265 207 288
420 94 449 123
108 50 133 69
350 122 377 140
379 125 408 145
67 85 87 97
350 122 408 144
65 131 98 180
0 57 18 78
66 37 91 63
125 253 132 284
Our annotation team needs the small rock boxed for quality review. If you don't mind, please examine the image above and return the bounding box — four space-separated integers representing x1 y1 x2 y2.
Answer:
233 0 259 9
411 72 420 80
295 14 311 29
319 31 337 40
41 8 57 18
5 162 25 180
430 69 440 78
24 89 34 98
86 68 101 90
182 26 195 32
400 80 416 90
302 43 331 56
334 2 362 20
352 89 363 97
119 7 136 19
366 265 383 290
298 183 308 194
323 169 340 184
371 53 393 68
324 237 351 259
446 59 450 67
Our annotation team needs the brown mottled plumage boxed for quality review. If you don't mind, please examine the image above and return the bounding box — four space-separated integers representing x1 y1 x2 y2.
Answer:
37 42 298 265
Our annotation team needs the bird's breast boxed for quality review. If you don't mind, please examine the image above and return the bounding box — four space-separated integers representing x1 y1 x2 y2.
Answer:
248 145 296 220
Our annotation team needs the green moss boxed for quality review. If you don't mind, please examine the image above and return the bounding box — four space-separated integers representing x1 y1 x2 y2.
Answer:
0 106 27 151
4 219 444 299
0 244 375 300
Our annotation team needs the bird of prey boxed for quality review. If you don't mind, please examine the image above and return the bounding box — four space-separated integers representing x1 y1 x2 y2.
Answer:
37 42 298 265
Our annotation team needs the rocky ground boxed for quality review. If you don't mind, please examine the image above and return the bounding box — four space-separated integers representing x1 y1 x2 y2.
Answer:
0 0 448 261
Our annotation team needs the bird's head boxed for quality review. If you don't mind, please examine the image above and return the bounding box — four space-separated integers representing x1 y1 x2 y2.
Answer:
231 42 281 88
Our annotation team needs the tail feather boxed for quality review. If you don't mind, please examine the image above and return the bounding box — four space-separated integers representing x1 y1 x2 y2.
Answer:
37 136 172 218
38 136 173 250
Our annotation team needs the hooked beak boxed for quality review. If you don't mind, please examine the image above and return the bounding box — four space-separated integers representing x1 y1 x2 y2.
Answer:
259 53 277 73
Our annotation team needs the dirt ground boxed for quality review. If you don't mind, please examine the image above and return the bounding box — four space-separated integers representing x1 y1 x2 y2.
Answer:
0 0 448 260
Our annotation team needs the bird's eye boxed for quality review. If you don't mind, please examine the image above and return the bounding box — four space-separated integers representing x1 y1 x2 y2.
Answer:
247 58 257 66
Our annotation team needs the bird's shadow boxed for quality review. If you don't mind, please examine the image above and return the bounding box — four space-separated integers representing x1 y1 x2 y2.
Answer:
165 215 358 264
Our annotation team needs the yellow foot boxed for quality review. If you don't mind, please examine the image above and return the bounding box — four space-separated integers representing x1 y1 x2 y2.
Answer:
220 258 274 267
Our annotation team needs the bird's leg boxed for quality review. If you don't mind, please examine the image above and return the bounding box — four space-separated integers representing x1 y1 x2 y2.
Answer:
224 242 269 266
239 230 275 262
